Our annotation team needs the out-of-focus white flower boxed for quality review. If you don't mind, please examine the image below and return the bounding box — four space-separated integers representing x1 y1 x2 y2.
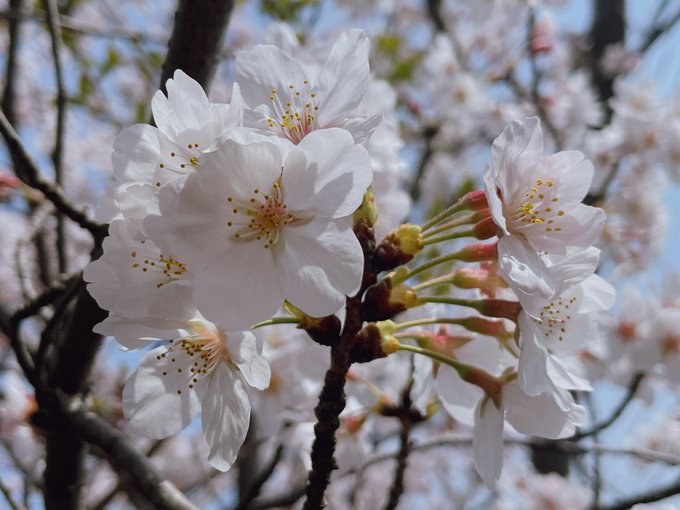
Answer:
234 30 380 144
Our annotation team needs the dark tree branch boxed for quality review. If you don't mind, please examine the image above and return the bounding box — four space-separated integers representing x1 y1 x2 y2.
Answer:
596 477 680 510
43 0 68 274
639 6 680 53
1 0 23 126
409 126 438 202
383 374 415 510
303 219 377 510
589 0 626 114
66 407 198 510
425 0 446 32
159 0 235 94
233 443 285 510
10 273 78 323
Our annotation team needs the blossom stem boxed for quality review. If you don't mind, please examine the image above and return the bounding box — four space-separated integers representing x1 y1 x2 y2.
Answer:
398 343 503 400
416 296 521 322
421 191 489 232
251 316 300 329
421 229 475 246
392 316 513 339
422 213 480 238
392 243 497 286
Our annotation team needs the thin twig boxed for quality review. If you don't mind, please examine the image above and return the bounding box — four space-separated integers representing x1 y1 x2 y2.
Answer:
383 369 416 510
639 6 680 53
233 443 285 510
11 273 78 323
0 478 27 510
0 109 106 238
65 405 198 510
43 0 68 274
596 476 680 510
572 373 644 440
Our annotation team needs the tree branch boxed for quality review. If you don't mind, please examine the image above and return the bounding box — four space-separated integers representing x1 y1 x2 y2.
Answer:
572 372 644 440
0 109 106 239
43 0 68 274
302 219 377 510
158 0 235 94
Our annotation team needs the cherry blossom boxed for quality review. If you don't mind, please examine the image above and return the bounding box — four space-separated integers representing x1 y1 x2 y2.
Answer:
97 315 270 471
234 29 380 144
145 128 372 328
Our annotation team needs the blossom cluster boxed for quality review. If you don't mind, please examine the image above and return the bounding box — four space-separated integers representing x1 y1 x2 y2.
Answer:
84 28 416 472
85 27 610 489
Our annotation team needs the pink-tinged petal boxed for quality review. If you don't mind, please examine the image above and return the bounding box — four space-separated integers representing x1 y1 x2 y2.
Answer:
578 274 615 312
123 347 201 438
491 117 543 200
335 114 382 144
194 242 282 329
315 30 370 127
146 175 230 268
546 356 592 392
483 164 508 234
527 203 605 254
112 124 162 183
498 235 555 316
226 330 271 390
531 151 593 205
234 45 308 110
518 313 550 396
93 315 192 350
473 398 504 489
435 366 484 426
282 129 372 218
197 363 251 471
277 219 363 317
504 382 583 439
152 70 211 138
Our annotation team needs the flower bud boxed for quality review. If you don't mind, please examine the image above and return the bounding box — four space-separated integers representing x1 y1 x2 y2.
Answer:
286 302 341 346
472 215 498 240
354 187 378 227
461 190 489 211
361 277 419 322
351 322 388 363
374 224 423 271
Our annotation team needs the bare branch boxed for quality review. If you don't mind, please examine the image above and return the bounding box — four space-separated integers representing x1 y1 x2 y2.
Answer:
596 477 680 510
65 406 198 510
0 478 27 510
639 6 680 54
0 109 106 238
572 372 644 440
43 0 68 274
233 443 285 510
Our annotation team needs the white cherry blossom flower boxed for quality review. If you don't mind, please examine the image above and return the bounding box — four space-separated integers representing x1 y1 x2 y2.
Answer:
517 274 615 398
234 30 380 144
84 219 194 321
146 128 372 328
96 315 270 471
484 116 605 255
97 70 243 229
